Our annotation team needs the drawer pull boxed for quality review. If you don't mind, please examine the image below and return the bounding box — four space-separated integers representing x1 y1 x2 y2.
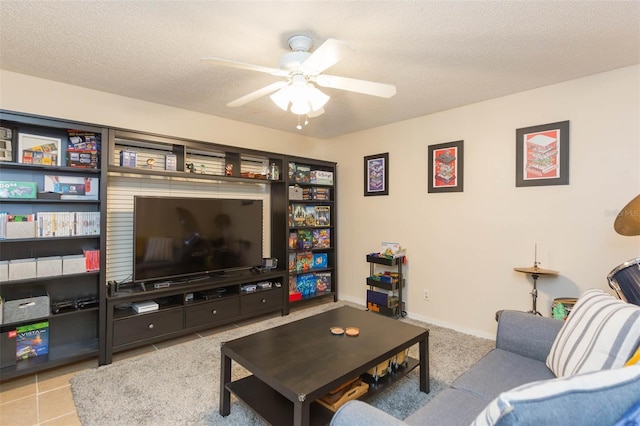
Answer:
212 309 217 315
261 298 266 303
148 323 154 329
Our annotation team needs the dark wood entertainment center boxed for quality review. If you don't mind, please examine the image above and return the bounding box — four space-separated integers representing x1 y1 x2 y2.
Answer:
0 110 337 381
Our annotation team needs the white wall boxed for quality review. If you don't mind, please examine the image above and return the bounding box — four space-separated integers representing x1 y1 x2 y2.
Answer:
327 65 640 337
2 67 639 338
0 70 324 159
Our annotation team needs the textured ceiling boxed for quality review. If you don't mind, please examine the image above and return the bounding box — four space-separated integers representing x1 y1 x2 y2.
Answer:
0 1 638 139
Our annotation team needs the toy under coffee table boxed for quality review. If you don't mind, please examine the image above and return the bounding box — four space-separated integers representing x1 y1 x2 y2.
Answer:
219 305 429 426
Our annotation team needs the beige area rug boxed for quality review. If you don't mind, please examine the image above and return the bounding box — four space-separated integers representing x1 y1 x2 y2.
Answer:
70 301 493 425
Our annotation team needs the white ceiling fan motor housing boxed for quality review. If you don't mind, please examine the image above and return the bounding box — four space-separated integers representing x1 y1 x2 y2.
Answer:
279 35 313 71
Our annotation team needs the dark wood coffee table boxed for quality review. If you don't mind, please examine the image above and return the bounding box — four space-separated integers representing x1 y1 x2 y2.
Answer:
219 305 429 425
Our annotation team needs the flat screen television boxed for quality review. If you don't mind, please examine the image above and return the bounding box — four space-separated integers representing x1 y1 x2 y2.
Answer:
133 196 263 283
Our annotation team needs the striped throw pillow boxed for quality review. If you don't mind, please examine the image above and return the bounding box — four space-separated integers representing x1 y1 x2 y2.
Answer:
546 289 640 377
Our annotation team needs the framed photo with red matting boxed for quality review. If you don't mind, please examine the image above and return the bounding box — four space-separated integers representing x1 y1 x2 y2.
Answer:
516 120 569 187
428 140 463 193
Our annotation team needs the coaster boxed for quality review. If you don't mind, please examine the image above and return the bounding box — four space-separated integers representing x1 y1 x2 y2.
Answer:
345 327 360 337
330 327 345 335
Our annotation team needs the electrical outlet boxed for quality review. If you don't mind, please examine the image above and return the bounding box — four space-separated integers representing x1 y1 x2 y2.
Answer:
423 289 430 301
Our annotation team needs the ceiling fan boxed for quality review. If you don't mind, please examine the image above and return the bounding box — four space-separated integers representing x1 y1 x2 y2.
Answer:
202 35 397 118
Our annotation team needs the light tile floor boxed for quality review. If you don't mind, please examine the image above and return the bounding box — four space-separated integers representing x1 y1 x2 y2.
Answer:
0 300 327 426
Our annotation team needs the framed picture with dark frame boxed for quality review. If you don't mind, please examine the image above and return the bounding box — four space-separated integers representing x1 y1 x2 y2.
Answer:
364 152 389 196
428 140 464 193
516 120 569 187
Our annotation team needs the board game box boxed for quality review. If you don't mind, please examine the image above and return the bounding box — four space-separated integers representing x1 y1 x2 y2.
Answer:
16 321 49 361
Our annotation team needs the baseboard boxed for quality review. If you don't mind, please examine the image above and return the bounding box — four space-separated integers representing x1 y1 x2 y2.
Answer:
339 294 495 341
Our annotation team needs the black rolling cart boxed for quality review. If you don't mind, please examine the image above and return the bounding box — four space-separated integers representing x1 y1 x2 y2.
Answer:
366 254 406 318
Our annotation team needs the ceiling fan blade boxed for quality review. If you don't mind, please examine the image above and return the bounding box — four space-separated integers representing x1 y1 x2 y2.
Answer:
227 81 289 108
301 38 351 74
201 57 288 77
313 74 397 98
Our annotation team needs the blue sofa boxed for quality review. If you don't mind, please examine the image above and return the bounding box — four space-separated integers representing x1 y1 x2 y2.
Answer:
331 307 640 426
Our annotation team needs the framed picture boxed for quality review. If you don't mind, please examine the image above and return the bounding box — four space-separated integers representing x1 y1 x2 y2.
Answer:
18 133 62 166
364 152 389 196
428 140 464 193
516 120 569 187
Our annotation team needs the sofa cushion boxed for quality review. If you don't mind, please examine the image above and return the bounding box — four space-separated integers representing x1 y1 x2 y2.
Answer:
403 388 488 426
471 364 640 426
495 310 563 363
614 401 640 425
546 289 640 377
330 400 406 426
451 348 555 401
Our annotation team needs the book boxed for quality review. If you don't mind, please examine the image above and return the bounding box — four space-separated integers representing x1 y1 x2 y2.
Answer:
84 249 100 272
315 271 331 292
297 229 313 249
296 273 316 296
313 253 328 269
315 206 331 226
304 205 316 227
288 276 298 294
288 232 298 250
312 229 331 248
295 164 311 183
296 251 313 272
288 252 297 272
292 204 306 227
16 321 49 360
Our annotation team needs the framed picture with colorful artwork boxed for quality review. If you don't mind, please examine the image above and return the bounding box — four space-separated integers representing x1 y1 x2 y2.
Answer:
428 140 463 193
516 120 569 187
364 152 389 196
18 133 62 166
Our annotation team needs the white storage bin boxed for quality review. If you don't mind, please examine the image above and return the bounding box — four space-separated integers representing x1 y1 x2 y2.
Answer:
37 256 63 277
62 254 86 275
8 258 37 281
0 260 8 282
6 221 36 239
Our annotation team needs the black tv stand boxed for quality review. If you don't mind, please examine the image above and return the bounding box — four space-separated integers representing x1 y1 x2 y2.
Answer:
190 274 217 282
104 269 287 364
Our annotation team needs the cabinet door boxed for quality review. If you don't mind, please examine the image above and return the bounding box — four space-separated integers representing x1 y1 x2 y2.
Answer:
112 308 183 347
185 297 240 329
241 288 283 315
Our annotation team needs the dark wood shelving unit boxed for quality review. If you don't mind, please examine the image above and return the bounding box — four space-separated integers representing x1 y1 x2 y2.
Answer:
284 156 338 313
0 110 339 378
0 110 107 381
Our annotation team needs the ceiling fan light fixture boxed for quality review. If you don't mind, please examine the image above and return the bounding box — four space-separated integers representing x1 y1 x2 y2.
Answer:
290 99 311 115
306 84 330 111
269 86 292 111
270 81 329 115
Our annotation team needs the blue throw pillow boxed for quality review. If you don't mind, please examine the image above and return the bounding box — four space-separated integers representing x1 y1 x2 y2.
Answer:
471 365 640 426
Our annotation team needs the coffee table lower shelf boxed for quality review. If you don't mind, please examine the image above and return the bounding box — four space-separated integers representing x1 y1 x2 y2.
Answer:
226 357 420 426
